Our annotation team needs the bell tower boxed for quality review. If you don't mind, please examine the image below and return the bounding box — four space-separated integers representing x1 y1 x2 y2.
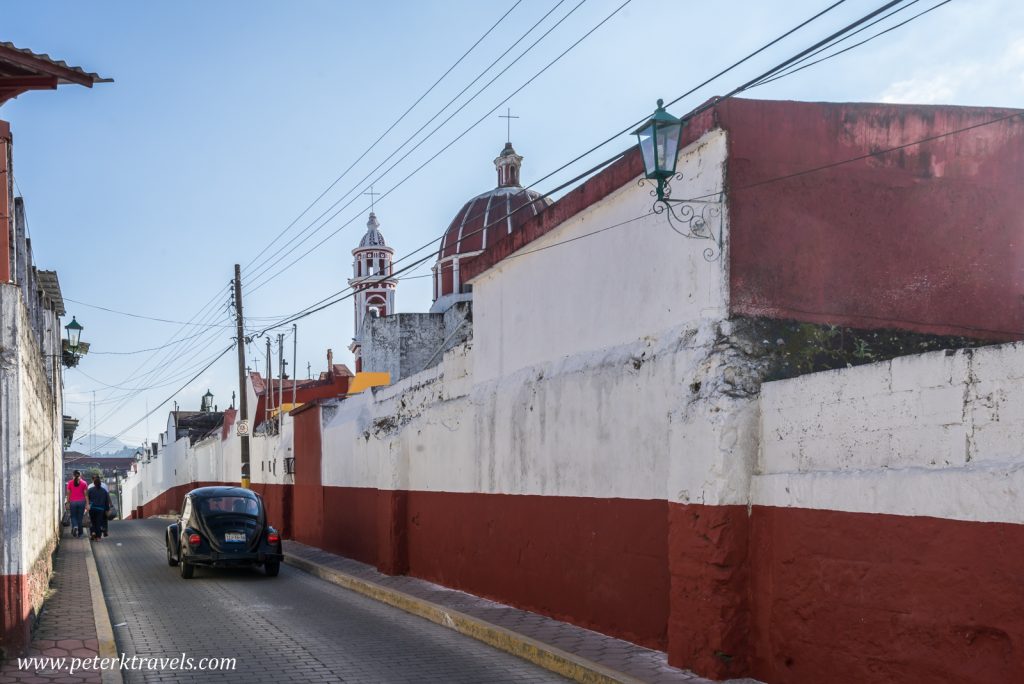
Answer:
348 211 397 372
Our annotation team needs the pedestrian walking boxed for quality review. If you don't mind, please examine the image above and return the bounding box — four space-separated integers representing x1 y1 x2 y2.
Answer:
100 479 111 537
65 470 88 538
86 475 112 541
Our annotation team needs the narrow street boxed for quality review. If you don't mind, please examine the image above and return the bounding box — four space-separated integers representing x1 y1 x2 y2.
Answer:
92 519 565 683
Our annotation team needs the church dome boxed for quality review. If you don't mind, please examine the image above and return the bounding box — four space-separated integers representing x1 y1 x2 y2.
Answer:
434 143 550 302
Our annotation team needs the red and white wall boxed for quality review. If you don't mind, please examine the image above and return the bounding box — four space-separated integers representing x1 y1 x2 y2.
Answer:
124 100 1024 683
746 344 1024 683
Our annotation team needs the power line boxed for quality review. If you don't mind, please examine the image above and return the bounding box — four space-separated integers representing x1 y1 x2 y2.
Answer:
241 0 525 274
751 0 952 88
678 110 1024 201
244 0 605 294
242 0 573 288
64 297 233 327
87 328 214 355
246 0 856 297
80 0 937 442
90 344 236 454
255 107 1024 338
74 285 234 441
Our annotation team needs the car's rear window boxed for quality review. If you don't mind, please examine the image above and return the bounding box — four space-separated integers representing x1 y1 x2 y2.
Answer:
199 496 259 516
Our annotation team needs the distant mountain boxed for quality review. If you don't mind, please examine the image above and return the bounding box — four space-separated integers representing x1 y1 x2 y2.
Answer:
70 434 135 457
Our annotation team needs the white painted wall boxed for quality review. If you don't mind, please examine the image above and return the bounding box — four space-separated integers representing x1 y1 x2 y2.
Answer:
754 343 1024 523
122 413 292 513
470 129 729 383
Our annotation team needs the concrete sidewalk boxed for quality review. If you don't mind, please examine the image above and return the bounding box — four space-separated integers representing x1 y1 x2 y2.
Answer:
0 530 119 684
283 541 739 684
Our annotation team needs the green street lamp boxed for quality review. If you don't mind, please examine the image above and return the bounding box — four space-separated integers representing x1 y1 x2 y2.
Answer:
201 389 214 412
633 99 683 201
62 316 86 367
65 316 83 352
633 99 723 261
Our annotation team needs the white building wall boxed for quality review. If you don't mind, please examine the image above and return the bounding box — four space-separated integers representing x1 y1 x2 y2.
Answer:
122 412 293 514
754 342 1024 523
135 130 740 510
318 130 735 504
471 129 729 383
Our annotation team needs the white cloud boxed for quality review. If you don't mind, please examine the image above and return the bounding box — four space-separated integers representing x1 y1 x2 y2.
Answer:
880 37 1024 106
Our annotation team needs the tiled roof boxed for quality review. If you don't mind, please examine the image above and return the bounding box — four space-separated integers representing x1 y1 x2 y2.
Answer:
0 41 110 103
0 41 110 84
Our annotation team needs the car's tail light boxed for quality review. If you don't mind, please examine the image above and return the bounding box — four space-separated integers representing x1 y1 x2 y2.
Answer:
188 533 201 546
267 533 280 544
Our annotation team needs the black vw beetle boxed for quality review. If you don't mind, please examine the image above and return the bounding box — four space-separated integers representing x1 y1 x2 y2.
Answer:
166 486 284 579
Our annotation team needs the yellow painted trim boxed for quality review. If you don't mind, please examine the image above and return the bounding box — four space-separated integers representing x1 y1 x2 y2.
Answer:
347 371 390 394
283 554 644 684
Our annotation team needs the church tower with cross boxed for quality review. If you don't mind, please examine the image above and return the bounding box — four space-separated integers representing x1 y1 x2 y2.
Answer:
348 197 397 372
431 109 550 312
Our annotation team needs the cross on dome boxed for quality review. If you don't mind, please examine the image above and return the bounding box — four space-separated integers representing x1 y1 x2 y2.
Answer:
498 107 519 144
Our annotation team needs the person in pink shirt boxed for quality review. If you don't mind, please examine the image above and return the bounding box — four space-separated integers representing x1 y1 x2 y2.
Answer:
66 470 88 538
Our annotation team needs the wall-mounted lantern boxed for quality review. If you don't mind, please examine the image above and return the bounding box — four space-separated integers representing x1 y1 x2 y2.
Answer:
201 389 214 413
635 99 723 261
62 316 87 367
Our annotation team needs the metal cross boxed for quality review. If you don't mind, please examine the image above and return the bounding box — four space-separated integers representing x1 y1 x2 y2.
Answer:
499 107 519 142
363 185 381 213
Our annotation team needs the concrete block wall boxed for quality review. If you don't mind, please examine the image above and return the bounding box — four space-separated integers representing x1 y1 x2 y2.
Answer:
748 343 1024 683
754 343 1024 521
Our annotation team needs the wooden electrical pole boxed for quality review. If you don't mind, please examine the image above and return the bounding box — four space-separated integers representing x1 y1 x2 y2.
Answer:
233 264 251 489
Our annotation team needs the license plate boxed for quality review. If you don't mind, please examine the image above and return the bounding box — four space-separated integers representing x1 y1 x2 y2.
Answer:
224 532 245 543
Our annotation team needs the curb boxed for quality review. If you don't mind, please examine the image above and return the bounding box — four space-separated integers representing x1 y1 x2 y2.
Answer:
85 542 124 684
284 554 646 684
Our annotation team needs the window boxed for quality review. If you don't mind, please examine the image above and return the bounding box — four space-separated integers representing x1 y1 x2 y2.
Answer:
199 496 259 516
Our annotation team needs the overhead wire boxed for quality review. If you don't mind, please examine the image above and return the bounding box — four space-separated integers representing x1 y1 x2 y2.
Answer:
63 297 234 327
244 0 875 333
242 0 573 288
750 0 953 88
241 0 525 274
251 0 978 339
243 0 600 294
90 344 236 454
89 0 947 443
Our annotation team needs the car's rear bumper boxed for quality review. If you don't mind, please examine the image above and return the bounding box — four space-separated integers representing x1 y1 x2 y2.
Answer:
185 550 284 567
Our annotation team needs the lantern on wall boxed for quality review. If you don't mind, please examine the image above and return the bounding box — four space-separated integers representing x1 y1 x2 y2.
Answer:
633 99 683 200
632 99 723 261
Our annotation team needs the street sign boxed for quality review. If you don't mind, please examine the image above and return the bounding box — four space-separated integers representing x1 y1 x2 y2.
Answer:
236 420 250 437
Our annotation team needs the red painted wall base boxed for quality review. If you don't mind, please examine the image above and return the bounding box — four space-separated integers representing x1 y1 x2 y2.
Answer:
0 573 29 659
134 481 1024 684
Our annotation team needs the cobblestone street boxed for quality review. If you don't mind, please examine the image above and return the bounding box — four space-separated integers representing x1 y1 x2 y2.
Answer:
91 519 565 683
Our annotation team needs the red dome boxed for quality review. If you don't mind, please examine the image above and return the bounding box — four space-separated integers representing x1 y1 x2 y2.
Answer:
439 185 548 260
434 143 550 302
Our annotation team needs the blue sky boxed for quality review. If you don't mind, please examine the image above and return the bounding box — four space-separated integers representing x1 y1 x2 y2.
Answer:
3 0 1021 450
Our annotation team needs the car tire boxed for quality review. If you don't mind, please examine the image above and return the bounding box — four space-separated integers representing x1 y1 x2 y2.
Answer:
166 540 178 566
264 561 280 577
180 558 194 579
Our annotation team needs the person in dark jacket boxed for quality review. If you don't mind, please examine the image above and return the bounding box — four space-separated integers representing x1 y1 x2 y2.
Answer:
86 475 111 541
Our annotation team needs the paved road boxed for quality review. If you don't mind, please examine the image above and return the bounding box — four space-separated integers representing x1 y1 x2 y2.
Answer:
93 519 566 683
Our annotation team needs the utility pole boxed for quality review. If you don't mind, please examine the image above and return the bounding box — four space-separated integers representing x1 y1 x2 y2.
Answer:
277 333 285 416
265 336 272 428
292 324 298 407
233 264 251 489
